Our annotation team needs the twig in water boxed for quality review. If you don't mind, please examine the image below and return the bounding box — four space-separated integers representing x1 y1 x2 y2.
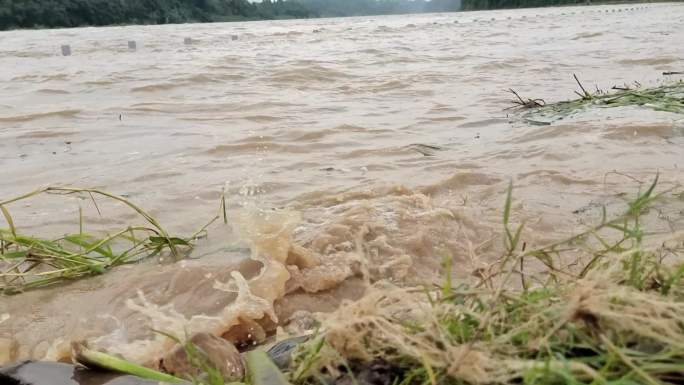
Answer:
573 74 593 100
505 89 545 110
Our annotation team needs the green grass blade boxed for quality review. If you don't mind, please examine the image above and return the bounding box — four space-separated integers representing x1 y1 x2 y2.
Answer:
247 350 290 385
73 342 184 383
0 205 17 237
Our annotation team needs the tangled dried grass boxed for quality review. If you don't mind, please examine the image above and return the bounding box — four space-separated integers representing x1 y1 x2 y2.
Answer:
291 177 684 385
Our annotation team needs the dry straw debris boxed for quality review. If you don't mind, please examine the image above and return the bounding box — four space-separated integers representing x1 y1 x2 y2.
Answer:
291 177 684 385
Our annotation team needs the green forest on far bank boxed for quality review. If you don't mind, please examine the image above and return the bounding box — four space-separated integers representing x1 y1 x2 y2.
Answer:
0 0 640 30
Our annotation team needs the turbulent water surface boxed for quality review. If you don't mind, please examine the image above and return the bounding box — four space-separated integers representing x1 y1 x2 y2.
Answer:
1 3 684 364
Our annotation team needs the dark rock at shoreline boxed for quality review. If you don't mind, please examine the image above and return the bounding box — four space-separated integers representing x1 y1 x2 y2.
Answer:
0 361 164 385
1 334 311 385
160 332 244 381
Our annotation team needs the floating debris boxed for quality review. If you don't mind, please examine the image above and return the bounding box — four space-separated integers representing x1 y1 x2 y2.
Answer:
506 88 545 110
0 187 224 293
516 75 684 124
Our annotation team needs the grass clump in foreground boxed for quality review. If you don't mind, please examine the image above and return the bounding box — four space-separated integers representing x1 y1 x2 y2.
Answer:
0 186 226 294
3 179 684 385
288 176 684 385
512 75 684 124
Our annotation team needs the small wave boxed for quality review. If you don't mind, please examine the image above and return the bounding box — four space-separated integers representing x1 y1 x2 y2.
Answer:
421 116 467 123
477 56 529 71
374 25 394 32
82 80 114 86
511 124 583 143
431 54 470 62
239 101 301 111
0 50 53 59
130 171 184 183
287 129 338 141
458 118 508 129
242 115 285 123
358 48 383 54
334 124 369 132
205 142 311 156
0 109 81 123
12 74 69 83
131 82 181 93
16 130 77 139
131 74 226 92
517 170 597 186
339 146 409 159
602 123 674 140
272 31 304 37
371 56 423 65
341 80 411 94
421 172 502 196
268 64 350 84
571 31 605 40
131 101 298 115
35 88 71 95
618 57 679 65
182 74 219 84
484 32 509 38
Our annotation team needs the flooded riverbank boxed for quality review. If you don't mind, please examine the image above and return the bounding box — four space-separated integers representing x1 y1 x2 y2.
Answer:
1 2 684 366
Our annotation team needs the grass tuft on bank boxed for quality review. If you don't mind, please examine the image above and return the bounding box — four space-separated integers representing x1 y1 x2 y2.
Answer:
3 177 683 385
288 176 684 385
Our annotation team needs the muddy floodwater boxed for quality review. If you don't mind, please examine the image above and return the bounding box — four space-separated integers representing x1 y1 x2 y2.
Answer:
1 3 684 365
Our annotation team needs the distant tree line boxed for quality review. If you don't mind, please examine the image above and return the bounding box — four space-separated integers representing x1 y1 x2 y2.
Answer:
1 0 644 30
460 0 588 10
0 0 468 30
0 0 313 30
297 0 462 17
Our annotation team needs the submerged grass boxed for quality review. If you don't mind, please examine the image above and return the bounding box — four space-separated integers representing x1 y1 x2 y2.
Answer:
520 76 684 123
287 176 684 385
0 186 225 294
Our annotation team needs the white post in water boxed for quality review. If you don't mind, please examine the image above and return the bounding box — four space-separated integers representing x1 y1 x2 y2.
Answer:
61 45 71 56
128 40 137 50
184 37 193 45
231 35 238 41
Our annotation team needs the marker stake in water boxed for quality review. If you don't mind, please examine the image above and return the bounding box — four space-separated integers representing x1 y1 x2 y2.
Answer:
61 45 71 56
128 40 137 50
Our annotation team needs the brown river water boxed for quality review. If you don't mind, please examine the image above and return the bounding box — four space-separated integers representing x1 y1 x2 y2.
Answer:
1 3 684 366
